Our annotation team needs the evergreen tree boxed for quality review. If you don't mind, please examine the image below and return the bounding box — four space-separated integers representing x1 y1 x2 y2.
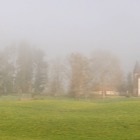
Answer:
33 49 47 93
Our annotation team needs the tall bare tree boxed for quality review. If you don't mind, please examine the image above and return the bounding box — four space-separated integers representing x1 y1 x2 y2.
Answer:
68 53 90 98
49 58 66 96
16 43 34 94
90 49 123 96
0 46 17 95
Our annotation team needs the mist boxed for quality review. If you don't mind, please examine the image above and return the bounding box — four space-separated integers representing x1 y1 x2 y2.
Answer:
1 1 140 139
0 0 140 72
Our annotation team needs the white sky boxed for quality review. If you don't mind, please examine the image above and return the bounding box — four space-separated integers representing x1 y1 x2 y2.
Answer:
0 0 140 71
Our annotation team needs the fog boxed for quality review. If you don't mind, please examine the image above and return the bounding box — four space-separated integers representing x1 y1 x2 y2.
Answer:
0 0 140 71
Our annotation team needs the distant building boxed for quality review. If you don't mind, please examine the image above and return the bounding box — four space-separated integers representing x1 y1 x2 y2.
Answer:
133 62 140 96
91 86 119 96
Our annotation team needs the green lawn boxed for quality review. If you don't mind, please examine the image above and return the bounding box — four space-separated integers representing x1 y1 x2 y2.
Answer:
0 97 140 140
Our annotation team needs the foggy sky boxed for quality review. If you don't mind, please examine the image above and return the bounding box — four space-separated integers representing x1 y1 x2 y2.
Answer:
0 0 140 71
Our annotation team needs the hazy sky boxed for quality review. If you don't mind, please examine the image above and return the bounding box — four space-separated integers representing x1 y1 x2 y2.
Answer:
0 0 140 71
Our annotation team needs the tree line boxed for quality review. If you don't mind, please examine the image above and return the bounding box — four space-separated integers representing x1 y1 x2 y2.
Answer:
0 43 133 98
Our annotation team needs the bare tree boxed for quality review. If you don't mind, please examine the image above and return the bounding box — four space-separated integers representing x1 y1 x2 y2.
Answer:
48 58 66 96
16 43 34 94
68 53 90 98
0 45 19 95
90 49 123 97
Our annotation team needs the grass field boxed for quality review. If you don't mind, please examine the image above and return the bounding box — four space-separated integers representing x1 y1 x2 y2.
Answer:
0 97 140 140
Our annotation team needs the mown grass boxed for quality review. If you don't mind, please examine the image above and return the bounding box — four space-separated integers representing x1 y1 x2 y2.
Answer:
0 97 140 139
